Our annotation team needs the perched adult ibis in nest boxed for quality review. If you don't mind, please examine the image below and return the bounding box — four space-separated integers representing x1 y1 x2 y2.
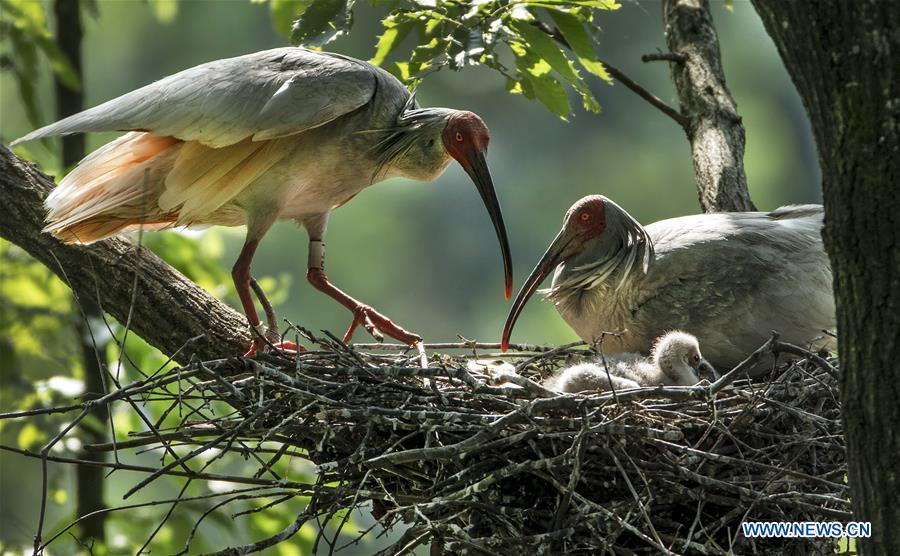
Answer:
13 47 513 354
547 331 715 393
501 195 835 369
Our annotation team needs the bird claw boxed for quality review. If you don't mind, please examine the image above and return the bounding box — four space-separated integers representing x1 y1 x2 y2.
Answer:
244 338 304 358
343 304 421 346
244 325 305 358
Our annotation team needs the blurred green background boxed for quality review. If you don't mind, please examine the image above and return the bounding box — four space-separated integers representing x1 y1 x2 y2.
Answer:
0 0 820 553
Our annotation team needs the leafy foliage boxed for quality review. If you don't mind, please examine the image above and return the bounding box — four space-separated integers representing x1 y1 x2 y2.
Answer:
291 0 355 46
0 0 80 127
287 0 618 118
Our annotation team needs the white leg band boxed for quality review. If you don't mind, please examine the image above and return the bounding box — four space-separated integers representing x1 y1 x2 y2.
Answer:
308 240 325 269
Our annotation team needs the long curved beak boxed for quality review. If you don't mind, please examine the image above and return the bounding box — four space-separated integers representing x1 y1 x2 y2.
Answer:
501 227 573 351
463 150 513 300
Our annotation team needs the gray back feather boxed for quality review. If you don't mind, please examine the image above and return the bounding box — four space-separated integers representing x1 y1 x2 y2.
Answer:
550 202 834 368
12 47 386 148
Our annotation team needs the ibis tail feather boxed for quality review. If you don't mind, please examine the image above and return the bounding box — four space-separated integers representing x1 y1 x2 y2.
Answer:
44 132 181 244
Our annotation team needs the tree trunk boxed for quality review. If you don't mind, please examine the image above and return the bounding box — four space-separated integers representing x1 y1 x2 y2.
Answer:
752 1 900 552
0 147 251 363
662 0 756 212
53 0 108 544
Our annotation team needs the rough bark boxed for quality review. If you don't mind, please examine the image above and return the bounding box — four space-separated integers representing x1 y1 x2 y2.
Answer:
53 0 108 544
662 0 756 212
752 1 900 552
0 146 251 363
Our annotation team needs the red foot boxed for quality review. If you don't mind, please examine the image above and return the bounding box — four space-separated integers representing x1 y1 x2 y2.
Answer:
306 267 421 346
244 338 304 358
343 304 422 346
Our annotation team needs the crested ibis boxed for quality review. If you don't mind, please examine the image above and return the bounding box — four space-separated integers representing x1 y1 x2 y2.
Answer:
548 331 715 393
502 196 835 369
13 47 513 354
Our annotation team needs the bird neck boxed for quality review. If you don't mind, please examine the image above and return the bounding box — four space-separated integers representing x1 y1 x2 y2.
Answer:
651 346 699 385
368 105 456 182
545 239 654 311
384 143 453 182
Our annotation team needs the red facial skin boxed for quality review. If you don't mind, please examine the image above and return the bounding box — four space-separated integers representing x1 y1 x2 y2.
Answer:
442 112 490 166
565 195 607 247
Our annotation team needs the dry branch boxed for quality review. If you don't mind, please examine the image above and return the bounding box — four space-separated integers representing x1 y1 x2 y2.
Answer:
0 145 250 361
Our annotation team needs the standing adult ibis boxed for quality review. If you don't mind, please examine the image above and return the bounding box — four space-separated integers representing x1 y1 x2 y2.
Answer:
12 47 513 354
501 195 835 369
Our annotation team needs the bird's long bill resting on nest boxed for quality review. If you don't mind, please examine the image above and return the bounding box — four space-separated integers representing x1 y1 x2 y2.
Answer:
501 195 836 369
12 47 514 355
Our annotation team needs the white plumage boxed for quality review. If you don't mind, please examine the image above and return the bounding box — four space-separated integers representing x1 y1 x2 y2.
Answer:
548 331 712 393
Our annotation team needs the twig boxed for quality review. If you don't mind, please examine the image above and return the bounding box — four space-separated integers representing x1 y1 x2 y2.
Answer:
642 52 687 63
532 21 689 129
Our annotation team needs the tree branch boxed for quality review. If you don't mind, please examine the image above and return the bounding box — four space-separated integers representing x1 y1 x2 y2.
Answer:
0 146 250 362
662 0 756 212
598 57 689 130
641 52 687 64
532 20 688 130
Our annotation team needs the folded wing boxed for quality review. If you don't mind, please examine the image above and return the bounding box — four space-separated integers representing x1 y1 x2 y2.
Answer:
13 47 377 148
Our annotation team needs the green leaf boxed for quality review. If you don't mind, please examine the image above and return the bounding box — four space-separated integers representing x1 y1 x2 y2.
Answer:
510 19 581 85
505 77 525 95
270 0 311 40
525 0 620 8
290 0 354 47
2 0 49 37
509 19 599 114
510 41 570 119
547 9 612 83
410 37 444 64
0 0 81 93
370 17 414 66
531 74 570 119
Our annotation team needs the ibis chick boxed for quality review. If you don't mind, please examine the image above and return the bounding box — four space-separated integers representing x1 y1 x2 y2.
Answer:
548 331 714 393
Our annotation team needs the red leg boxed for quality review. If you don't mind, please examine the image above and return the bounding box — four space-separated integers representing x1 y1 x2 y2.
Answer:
233 239 301 356
248 278 303 356
307 267 422 346
232 239 261 325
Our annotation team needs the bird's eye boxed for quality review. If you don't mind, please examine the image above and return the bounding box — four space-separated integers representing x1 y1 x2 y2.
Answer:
455 131 464 142
425 138 435 148
580 212 591 222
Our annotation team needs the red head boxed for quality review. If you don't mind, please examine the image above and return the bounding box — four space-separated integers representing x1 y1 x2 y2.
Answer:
441 110 512 299
442 111 491 166
501 195 613 351
562 195 608 248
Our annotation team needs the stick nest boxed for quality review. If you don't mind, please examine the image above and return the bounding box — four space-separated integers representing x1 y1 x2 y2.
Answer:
17 331 848 555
